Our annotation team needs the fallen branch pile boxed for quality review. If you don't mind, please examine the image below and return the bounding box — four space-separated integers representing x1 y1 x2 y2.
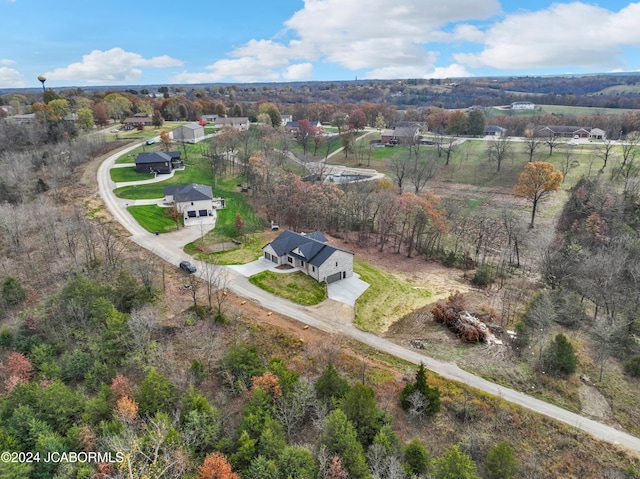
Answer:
431 291 496 343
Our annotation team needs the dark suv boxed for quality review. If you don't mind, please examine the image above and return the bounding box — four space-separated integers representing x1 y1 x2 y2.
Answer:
179 261 197 274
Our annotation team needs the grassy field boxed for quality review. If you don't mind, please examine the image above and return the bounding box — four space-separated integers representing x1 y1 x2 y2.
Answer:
249 270 327 305
486 104 637 117
127 205 180 233
185 233 267 264
114 158 213 199
354 259 432 333
110 167 153 182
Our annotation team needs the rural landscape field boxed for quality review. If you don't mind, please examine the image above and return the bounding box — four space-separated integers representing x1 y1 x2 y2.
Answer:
3 66 640 478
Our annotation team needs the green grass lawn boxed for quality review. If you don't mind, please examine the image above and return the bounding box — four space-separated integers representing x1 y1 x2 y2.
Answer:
249 270 327 305
114 157 213 199
354 259 432 333
110 167 153 182
185 233 266 265
127 205 181 233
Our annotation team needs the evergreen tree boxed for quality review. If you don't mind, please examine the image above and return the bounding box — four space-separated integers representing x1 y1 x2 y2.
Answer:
543 333 578 376
432 445 480 479
404 438 430 476
320 409 371 479
338 383 387 446
400 362 441 417
485 441 520 479
315 363 350 405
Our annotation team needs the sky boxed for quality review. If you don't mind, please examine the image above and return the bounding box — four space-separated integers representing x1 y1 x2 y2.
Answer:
1 0 640 89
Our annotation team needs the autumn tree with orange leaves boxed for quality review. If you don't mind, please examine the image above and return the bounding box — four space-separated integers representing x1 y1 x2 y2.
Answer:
513 162 563 228
198 452 240 479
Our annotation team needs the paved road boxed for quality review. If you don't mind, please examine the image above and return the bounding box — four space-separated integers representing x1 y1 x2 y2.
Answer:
97 142 640 455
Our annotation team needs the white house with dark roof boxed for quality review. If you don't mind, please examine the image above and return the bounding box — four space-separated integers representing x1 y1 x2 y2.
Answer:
163 183 224 221
262 230 354 284
172 123 205 143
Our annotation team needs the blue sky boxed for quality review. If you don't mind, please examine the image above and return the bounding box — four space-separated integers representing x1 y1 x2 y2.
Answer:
1 0 640 88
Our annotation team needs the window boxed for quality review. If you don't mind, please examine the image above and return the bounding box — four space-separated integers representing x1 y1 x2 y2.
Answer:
287 257 293 263
312 266 315 272
301 261 304 267
336 262 338 267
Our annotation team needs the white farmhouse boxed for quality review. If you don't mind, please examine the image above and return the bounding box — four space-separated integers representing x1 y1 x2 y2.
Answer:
263 230 354 284
163 183 224 221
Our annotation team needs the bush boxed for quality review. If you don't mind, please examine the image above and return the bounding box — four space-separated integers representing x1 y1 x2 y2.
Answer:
624 355 640 377
1 276 27 306
472 265 493 287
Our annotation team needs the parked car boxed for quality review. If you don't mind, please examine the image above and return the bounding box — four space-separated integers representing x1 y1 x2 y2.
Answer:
179 261 196 274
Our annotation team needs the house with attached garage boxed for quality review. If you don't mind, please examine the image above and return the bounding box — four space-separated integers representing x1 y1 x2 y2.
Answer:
135 151 179 174
262 230 354 284
163 183 225 221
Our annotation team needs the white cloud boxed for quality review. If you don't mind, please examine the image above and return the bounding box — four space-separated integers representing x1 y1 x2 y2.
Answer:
175 0 501 82
0 67 25 87
0 59 16 66
45 48 183 84
282 63 313 81
455 2 640 71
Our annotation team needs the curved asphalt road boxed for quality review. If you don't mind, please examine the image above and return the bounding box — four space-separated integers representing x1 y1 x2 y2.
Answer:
97 141 640 455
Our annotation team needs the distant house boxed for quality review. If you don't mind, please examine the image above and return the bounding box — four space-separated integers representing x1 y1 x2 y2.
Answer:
122 116 153 130
485 125 507 137
6 113 35 124
213 117 250 130
201 114 218 123
536 126 606 139
262 230 354 284
163 183 225 221
173 123 205 143
380 121 424 144
511 101 535 110
135 152 175 174
280 115 293 126
284 120 323 135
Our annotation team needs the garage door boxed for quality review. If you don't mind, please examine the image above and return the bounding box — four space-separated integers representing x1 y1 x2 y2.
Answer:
326 272 342 284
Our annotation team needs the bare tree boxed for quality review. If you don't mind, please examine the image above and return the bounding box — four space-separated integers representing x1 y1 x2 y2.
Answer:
389 152 408 191
200 260 230 321
486 135 513 172
523 134 544 162
544 132 561 156
595 138 616 171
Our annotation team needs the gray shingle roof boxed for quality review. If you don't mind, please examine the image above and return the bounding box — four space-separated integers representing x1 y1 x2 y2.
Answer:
135 152 171 164
164 183 213 202
265 231 349 267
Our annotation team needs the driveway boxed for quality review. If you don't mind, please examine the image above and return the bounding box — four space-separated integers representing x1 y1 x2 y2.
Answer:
96 141 640 455
229 259 370 306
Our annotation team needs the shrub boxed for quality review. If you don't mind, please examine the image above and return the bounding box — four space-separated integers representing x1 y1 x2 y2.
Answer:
1 276 27 306
624 355 640 377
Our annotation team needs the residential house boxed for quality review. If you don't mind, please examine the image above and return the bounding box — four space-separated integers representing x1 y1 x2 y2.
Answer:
213 117 250 130
281 115 293 126
262 230 354 284
536 126 606 139
201 114 218 123
135 152 176 174
163 183 224 221
380 121 424 144
122 116 153 130
485 125 508 137
6 113 35 124
511 101 535 110
284 120 323 135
